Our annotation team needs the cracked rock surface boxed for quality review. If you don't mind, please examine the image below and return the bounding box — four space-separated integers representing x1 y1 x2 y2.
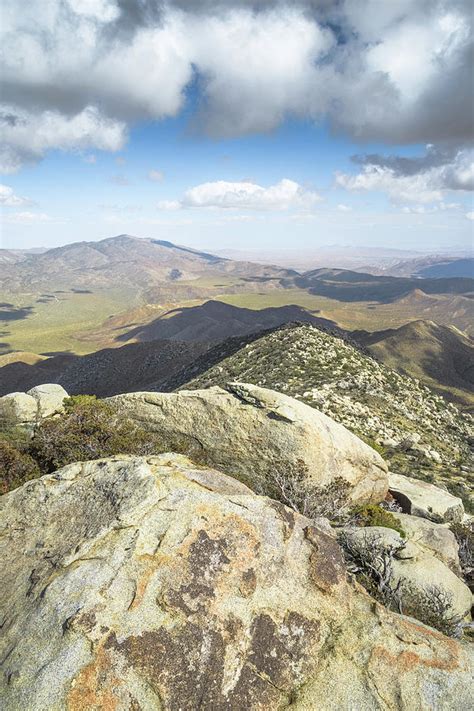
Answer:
1 454 472 710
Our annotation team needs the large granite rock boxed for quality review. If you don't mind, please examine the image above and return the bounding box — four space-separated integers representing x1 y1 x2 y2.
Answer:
389 473 465 523
27 383 68 418
0 384 68 427
1 455 472 710
108 382 388 505
0 391 38 425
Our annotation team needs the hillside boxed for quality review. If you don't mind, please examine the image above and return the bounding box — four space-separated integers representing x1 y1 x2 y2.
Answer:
354 320 474 409
116 299 337 343
0 339 209 397
368 255 474 278
174 323 473 508
0 235 297 355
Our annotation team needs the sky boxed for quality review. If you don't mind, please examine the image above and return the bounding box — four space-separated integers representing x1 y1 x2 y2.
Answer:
0 0 473 252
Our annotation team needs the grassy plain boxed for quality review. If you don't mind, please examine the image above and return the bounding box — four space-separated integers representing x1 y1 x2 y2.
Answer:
0 288 140 356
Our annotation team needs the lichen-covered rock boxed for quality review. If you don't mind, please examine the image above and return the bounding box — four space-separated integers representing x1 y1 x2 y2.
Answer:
27 383 68 418
389 473 465 523
0 455 472 710
0 391 38 425
108 382 388 505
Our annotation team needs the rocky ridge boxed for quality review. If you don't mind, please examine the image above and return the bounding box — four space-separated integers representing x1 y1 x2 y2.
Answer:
178 324 473 510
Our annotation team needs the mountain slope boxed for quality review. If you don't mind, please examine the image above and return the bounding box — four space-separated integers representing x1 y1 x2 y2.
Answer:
369 255 474 278
353 320 474 409
0 339 209 397
116 299 337 343
174 323 473 508
0 234 295 293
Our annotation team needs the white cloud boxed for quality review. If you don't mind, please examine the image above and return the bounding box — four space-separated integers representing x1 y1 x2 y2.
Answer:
177 178 321 210
337 147 474 205
0 1 472 170
0 0 472 172
0 106 125 174
188 8 333 135
337 204 352 212
336 166 443 204
148 169 164 182
401 202 461 214
466 211 474 220
3 211 50 224
65 0 118 22
0 183 32 206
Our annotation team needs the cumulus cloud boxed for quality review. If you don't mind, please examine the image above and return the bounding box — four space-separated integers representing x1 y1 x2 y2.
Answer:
0 183 32 206
1 0 473 171
336 166 443 203
165 178 321 210
352 146 474 190
337 204 352 212
337 146 474 204
466 211 474 220
0 106 125 174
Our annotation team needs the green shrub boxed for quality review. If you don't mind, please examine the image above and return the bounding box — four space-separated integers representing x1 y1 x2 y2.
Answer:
0 440 41 494
350 504 405 537
29 398 166 473
360 437 387 457
0 395 212 494
63 394 99 412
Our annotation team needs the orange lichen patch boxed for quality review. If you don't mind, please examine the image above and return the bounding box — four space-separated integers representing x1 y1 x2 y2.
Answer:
67 646 121 711
370 636 462 676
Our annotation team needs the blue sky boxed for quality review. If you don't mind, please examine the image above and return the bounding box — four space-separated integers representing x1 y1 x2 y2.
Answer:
1 1 473 251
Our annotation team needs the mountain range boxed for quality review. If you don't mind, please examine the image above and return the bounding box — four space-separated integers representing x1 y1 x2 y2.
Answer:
1 235 472 410
0 235 294 294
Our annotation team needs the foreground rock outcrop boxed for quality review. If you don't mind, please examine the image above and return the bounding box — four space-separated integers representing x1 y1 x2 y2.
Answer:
1 455 472 710
109 382 388 505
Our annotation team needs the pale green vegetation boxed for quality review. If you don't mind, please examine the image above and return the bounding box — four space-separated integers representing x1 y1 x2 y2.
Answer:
0 287 140 355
